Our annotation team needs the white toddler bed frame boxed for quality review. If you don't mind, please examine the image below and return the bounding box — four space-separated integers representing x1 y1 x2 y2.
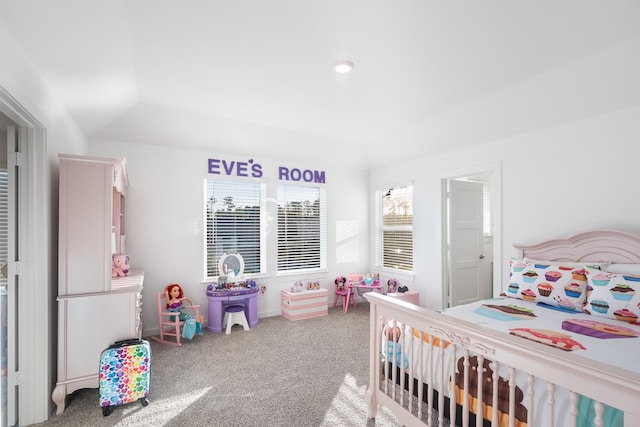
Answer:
364 229 640 427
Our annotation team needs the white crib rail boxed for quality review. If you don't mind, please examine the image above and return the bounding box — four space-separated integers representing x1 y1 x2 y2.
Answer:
364 293 640 427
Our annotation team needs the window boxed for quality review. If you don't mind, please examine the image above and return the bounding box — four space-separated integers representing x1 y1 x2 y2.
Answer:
277 185 326 273
205 179 265 279
375 185 413 272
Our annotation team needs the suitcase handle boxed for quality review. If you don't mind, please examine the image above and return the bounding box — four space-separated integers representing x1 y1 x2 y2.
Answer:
110 338 144 348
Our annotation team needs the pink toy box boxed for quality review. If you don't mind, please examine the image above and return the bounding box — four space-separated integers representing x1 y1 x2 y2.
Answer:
281 288 328 321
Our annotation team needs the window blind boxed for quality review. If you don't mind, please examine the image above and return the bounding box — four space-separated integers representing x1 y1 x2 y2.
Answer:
378 185 413 271
205 179 265 278
483 184 492 236
277 185 326 272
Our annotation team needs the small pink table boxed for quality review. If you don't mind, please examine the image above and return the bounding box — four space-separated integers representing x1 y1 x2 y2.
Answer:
345 281 382 313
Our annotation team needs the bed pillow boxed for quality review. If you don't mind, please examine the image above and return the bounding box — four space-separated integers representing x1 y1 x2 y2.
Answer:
505 260 594 311
504 259 529 300
606 263 640 276
584 267 640 323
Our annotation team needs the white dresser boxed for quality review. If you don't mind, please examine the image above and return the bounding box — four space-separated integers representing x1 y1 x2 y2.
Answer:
52 154 144 415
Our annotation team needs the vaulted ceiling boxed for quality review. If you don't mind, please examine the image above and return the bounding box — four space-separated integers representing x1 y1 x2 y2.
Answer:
1 1 639 168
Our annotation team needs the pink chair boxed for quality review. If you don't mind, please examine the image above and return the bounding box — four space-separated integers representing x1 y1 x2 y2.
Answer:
333 276 357 313
150 291 201 346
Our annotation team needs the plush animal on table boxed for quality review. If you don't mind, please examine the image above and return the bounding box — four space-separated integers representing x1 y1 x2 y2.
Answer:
335 276 347 291
112 254 131 277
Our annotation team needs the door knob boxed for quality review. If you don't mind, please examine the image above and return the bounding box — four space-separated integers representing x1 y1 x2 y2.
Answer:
479 255 485 259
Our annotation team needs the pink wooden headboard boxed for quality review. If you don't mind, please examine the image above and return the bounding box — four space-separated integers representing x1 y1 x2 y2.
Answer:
513 229 640 263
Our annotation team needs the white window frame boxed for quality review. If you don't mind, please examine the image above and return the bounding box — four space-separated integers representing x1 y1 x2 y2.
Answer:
375 183 414 273
276 184 326 275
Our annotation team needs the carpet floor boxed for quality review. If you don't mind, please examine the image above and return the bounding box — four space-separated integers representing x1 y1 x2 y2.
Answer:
35 302 411 427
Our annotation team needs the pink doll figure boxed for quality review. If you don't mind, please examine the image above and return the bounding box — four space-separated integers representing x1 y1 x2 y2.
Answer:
165 283 204 339
387 278 398 293
112 254 130 277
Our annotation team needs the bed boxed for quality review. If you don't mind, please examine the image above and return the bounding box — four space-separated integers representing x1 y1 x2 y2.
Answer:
364 229 640 427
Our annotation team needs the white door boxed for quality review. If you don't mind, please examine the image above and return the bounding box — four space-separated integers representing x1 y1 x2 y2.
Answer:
448 180 485 307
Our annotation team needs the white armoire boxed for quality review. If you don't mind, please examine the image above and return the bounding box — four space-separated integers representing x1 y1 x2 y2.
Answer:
52 154 144 415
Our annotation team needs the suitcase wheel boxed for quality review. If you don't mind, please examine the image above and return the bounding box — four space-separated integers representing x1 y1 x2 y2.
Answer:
140 397 149 407
102 406 113 417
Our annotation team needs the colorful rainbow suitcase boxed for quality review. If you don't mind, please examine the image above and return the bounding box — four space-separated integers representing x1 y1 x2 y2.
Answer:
98 339 151 416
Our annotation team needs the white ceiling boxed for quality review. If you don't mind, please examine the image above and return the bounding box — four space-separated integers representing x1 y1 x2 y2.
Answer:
1 1 639 168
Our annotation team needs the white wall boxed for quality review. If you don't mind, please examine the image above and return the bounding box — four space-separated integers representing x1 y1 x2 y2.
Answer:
0 22 87 158
369 34 640 311
88 34 640 330
91 102 640 329
370 105 640 311
88 140 370 335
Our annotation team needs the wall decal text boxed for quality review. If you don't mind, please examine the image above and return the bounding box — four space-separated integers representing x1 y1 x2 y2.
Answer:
208 158 263 178
207 158 326 184
278 166 326 183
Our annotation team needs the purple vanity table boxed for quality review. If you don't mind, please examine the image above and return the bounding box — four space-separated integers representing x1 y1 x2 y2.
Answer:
206 286 259 333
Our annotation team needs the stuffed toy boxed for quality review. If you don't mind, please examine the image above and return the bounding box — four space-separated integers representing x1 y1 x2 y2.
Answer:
384 325 409 369
112 254 131 277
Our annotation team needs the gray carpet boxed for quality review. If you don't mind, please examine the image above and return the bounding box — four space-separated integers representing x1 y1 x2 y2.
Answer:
36 302 410 427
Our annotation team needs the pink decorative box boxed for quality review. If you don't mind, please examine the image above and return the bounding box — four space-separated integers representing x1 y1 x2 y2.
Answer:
281 288 328 321
386 291 420 306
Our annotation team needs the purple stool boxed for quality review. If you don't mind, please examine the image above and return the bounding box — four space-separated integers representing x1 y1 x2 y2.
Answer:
224 304 249 334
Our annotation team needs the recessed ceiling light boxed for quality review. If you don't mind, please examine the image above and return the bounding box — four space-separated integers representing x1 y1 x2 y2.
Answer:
334 60 354 74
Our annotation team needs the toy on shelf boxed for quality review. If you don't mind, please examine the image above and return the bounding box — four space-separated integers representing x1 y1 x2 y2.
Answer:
207 278 256 292
386 278 409 294
291 280 305 293
347 274 362 286
346 273 380 287
307 281 320 290
363 273 379 286
387 278 398 293
111 254 130 277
